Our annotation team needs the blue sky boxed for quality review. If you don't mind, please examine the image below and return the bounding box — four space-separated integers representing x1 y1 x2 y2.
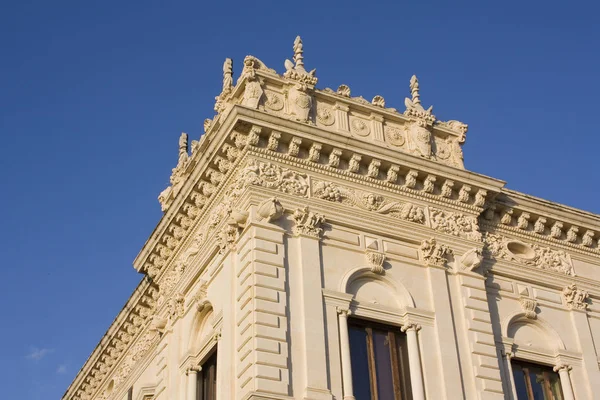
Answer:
1 1 598 398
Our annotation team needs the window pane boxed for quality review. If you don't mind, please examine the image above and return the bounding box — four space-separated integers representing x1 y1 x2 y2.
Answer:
372 329 394 400
512 361 564 400
395 333 412 400
512 364 530 399
529 369 546 399
349 325 372 400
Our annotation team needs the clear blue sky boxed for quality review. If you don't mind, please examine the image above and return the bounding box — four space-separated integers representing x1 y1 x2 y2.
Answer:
1 1 598 398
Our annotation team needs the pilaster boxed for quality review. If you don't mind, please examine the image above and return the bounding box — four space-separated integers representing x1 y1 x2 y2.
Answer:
288 208 332 400
455 271 504 399
235 221 290 399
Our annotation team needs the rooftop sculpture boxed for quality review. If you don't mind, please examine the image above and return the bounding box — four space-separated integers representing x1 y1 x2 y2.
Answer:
159 36 469 211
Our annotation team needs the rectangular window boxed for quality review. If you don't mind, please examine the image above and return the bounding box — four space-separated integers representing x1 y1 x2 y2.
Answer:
512 360 563 400
349 319 412 400
197 351 217 400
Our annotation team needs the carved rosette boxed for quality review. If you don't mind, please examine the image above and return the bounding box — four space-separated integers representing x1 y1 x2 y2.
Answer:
264 90 284 111
350 118 370 137
384 125 406 147
316 104 335 126
292 207 325 238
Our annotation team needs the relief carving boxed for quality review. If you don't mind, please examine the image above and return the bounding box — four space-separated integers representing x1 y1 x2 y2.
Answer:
313 181 425 224
366 250 385 274
420 237 452 267
429 208 481 241
292 206 325 238
384 125 406 147
485 233 575 276
562 284 589 310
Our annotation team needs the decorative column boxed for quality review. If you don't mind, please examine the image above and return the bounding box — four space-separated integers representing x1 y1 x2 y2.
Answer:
337 307 355 400
401 323 425 400
554 365 575 400
502 349 518 400
186 367 199 400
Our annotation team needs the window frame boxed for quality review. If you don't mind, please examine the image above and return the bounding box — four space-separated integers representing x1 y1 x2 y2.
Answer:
348 318 412 400
511 359 564 400
196 348 217 400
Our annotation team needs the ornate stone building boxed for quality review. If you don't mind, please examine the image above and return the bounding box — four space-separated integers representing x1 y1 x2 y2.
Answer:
63 37 600 400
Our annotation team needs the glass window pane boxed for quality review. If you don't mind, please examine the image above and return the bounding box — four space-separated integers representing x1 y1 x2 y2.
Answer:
512 364 530 399
372 329 395 400
529 369 546 399
548 373 563 400
349 325 372 400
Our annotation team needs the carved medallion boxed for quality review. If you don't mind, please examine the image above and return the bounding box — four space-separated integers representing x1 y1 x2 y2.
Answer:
350 118 370 136
316 105 335 126
264 91 284 111
384 125 406 147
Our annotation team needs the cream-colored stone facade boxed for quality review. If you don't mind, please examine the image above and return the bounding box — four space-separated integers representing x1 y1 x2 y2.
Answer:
63 37 600 400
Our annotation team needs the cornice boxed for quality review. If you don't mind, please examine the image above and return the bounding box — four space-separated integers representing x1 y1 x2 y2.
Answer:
62 279 158 400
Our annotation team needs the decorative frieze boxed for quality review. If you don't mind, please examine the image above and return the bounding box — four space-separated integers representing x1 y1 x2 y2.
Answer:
484 233 575 276
313 181 425 224
429 208 481 241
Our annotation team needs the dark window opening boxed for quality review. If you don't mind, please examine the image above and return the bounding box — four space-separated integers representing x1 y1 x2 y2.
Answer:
197 351 217 400
349 319 412 400
512 360 563 400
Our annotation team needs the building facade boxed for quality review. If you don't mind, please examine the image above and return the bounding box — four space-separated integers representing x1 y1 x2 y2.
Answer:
64 37 600 400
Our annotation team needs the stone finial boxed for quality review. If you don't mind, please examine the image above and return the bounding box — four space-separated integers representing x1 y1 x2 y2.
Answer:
178 132 189 162
337 84 351 97
372 95 385 107
222 58 233 93
293 36 305 71
284 36 317 84
410 75 421 106
404 75 434 122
